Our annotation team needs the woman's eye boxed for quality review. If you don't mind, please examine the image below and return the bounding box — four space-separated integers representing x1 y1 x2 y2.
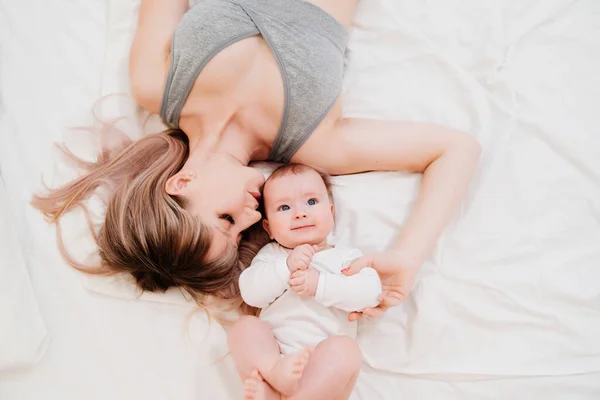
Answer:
220 214 235 224
278 205 290 211
307 198 317 206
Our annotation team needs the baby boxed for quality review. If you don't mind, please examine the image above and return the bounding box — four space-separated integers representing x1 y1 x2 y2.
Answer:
228 163 382 400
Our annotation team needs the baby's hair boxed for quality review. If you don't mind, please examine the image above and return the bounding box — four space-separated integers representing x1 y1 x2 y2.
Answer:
264 163 333 201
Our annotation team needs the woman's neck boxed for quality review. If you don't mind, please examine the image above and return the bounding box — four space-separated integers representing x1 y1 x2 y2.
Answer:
185 118 270 165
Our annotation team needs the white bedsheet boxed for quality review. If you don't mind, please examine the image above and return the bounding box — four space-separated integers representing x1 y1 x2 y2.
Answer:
1 0 600 399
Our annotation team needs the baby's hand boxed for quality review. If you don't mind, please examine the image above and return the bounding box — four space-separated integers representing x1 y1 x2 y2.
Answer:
286 244 318 273
289 268 320 298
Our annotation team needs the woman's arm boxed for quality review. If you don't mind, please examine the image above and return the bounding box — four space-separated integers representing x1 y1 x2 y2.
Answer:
129 0 188 113
303 118 481 314
320 118 480 267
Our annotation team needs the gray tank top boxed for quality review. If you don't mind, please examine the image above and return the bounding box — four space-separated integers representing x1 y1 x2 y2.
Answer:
160 0 348 163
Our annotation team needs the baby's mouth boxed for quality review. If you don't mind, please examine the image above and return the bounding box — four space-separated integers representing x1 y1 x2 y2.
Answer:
291 225 315 231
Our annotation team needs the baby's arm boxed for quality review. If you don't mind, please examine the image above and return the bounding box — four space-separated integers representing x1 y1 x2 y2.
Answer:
316 249 382 312
239 245 291 308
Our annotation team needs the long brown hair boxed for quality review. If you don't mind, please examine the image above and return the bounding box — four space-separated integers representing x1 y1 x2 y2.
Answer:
32 123 268 315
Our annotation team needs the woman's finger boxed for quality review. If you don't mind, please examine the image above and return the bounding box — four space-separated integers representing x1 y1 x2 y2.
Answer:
348 311 363 322
362 307 385 318
381 290 408 307
342 254 374 276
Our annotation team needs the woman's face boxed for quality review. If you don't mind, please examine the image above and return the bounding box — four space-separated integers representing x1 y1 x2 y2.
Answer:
166 153 265 261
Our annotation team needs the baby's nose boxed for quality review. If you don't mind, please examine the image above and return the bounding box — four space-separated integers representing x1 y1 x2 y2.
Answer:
294 211 307 219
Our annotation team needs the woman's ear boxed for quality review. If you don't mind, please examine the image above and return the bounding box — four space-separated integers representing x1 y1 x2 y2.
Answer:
165 171 194 196
262 219 273 239
330 203 335 216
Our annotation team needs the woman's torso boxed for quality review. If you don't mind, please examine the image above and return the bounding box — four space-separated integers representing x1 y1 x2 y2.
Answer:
160 0 348 163
176 34 285 151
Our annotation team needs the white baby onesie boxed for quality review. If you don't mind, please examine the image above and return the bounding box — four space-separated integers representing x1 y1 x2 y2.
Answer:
239 242 382 355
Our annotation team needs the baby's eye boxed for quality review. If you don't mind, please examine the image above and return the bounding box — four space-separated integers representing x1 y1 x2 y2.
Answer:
278 205 290 211
307 198 318 206
220 214 235 224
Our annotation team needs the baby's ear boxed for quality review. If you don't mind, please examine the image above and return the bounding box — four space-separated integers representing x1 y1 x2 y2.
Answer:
262 219 273 239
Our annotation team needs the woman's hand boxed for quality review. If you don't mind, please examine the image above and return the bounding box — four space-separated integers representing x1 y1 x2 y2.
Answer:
342 249 421 321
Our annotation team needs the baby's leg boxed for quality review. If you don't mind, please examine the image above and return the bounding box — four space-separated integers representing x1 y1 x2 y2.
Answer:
243 370 273 400
228 316 312 398
228 316 281 380
287 335 362 400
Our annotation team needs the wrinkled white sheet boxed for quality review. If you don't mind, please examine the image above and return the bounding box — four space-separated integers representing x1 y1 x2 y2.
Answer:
1 0 599 398
0 177 48 371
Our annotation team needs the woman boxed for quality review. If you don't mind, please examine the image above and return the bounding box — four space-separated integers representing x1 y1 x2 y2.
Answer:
34 0 479 396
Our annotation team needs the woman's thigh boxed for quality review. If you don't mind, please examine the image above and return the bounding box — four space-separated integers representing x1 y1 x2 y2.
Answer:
306 0 358 29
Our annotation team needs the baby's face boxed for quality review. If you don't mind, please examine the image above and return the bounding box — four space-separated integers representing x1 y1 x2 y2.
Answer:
262 169 334 249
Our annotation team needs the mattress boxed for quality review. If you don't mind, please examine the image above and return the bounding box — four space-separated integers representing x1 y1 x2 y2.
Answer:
1 0 599 398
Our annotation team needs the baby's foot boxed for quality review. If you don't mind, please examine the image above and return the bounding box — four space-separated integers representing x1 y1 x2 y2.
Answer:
244 369 267 400
263 347 313 396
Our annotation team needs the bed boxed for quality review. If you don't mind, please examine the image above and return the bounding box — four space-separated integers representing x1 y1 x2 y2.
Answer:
1 0 600 398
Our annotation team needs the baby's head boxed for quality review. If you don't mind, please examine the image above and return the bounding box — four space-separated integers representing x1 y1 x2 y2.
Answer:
261 164 334 249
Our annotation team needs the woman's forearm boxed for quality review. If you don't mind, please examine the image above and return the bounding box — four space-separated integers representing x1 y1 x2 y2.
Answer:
305 118 481 267
393 137 481 266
